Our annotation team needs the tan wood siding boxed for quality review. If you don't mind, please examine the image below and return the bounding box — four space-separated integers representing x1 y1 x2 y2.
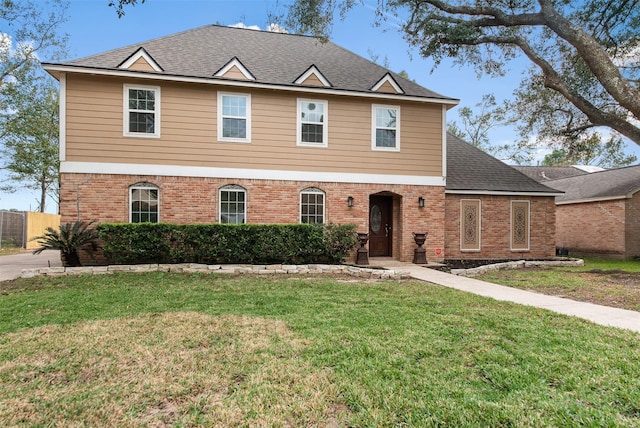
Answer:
220 65 250 80
299 73 325 87
128 57 155 71
375 80 398 93
65 74 444 176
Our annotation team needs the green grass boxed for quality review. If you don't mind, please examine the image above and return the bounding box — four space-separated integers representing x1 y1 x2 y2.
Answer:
1 273 640 426
476 258 640 311
572 257 640 272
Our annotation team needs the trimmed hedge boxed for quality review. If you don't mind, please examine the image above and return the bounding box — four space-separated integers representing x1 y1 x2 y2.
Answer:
97 223 358 265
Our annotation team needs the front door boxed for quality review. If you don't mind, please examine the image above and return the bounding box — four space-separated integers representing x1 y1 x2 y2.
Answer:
369 196 392 257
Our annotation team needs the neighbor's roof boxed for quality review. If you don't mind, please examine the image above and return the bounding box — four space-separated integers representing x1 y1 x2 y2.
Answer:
446 134 562 195
546 165 640 204
511 165 589 182
43 25 457 104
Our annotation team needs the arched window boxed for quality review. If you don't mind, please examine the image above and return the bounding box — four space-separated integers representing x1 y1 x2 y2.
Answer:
300 187 325 224
130 182 159 223
220 185 247 224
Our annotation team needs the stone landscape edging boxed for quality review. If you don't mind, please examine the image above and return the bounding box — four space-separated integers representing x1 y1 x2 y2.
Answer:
450 259 585 277
21 263 412 280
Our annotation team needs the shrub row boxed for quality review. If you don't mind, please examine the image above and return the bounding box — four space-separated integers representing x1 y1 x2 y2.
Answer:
97 223 358 265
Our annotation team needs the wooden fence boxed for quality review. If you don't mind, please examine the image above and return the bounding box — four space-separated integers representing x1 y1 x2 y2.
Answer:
0 211 61 249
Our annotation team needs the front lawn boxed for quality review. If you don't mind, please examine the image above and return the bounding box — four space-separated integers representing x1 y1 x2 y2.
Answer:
1 273 639 427
476 258 640 311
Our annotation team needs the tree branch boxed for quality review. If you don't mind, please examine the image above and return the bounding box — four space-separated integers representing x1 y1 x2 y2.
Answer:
536 0 640 118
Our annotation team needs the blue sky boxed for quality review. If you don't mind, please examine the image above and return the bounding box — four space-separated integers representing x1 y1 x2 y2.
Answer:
1 0 637 213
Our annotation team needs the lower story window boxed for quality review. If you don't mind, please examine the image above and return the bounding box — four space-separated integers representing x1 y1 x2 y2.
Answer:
130 183 159 223
300 188 325 224
220 185 246 224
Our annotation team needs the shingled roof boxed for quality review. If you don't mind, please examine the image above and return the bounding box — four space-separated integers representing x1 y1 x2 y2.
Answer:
511 165 589 182
546 165 640 204
44 25 457 103
446 134 561 195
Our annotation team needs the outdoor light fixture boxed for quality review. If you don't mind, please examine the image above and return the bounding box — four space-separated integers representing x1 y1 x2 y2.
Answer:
418 196 425 208
347 196 354 207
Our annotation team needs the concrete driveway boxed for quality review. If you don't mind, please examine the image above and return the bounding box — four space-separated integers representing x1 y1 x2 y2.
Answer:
0 250 62 281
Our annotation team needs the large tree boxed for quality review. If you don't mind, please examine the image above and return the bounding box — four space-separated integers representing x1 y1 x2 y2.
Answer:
1 68 60 212
286 0 640 150
1 0 68 211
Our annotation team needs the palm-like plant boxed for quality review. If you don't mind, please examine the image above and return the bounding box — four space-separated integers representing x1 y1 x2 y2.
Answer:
32 221 100 267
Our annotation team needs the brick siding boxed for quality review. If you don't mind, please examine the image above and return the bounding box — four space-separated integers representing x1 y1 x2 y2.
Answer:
556 193 640 259
60 173 446 263
444 194 556 260
625 193 640 258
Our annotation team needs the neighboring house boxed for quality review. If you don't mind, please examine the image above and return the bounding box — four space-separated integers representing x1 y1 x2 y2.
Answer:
546 165 640 259
512 165 590 182
43 25 559 263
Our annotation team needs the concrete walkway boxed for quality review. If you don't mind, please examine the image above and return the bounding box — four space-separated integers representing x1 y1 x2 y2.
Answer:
0 250 62 282
380 261 640 333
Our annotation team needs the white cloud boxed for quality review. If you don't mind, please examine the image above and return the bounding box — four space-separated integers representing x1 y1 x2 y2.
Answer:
611 44 640 67
229 22 261 31
229 23 289 34
265 23 288 34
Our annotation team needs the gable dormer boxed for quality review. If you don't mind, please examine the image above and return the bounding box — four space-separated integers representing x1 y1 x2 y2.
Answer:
118 47 163 72
371 73 404 94
214 57 255 81
294 65 331 87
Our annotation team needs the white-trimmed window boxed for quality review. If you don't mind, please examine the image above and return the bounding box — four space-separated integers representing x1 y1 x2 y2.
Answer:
300 187 325 224
220 185 247 224
218 92 251 142
372 104 400 151
460 199 481 251
511 200 530 251
130 183 159 223
297 99 328 147
124 85 160 137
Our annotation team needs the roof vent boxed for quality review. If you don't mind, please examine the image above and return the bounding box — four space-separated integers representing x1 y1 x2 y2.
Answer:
371 73 404 94
294 65 332 87
214 57 256 81
118 47 163 72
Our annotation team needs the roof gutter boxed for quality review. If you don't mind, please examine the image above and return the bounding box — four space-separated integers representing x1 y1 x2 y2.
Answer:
445 189 563 197
42 63 461 107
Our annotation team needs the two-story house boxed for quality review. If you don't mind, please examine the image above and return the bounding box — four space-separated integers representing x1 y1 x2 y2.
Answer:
43 25 560 263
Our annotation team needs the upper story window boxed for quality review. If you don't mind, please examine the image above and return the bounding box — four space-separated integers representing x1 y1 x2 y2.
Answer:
372 104 400 151
300 187 325 224
218 92 251 143
297 99 328 147
220 185 247 224
124 85 160 138
130 183 159 223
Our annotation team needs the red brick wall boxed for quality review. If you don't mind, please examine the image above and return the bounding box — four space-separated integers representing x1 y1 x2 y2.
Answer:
444 194 556 260
60 173 446 263
555 199 626 257
625 193 640 258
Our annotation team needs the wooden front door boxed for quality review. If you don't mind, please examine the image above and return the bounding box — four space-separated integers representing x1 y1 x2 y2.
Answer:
369 195 392 257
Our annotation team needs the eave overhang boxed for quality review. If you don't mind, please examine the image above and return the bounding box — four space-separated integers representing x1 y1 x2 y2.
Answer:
445 189 563 197
555 187 640 205
42 63 460 107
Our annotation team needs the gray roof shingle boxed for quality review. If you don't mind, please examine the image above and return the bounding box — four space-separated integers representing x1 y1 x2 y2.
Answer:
446 134 560 194
546 165 640 203
53 25 455 101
